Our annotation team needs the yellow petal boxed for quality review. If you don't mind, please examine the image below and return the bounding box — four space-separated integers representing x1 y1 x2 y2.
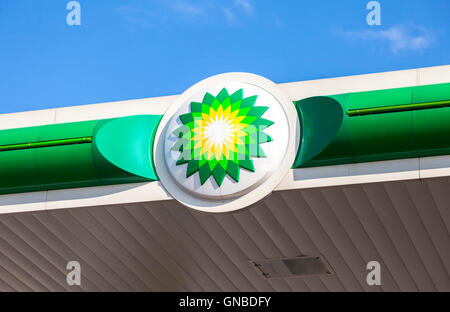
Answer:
222 105 231 118
209 107 217 120
216 105 223 118
202 113 211 124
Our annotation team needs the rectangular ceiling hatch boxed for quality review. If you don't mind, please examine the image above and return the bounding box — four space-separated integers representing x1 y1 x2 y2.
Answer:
251 256 333 278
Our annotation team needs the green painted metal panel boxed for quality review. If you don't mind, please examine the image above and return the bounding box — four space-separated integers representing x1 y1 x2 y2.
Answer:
349 111 417 163
0 115 161 195
0 149 40 194
0 127 38 146
412 83 450 104
413 108 450 157
37 120 98 141
294 82 450 168
37 144 98 188
347 86 417 163
0 120 102 194
348 86 413 110
412 83 450 157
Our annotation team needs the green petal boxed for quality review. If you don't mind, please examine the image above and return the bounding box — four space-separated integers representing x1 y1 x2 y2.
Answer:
199 163 213 184
212 164 226 186
230 89 243 104
219 158 228 170
238 159 255 172
186 160 199 177
241 116 257 124
236 106 250 117
179 113 195 125
208 157 218 171
241 95 257 108
226 160 240 182
190 102 203 113
250 118 274 128
216 88 230 103
221 97 231 110
248 106 269 119
202 92 215 105
199 157 208 167
211 98 221 111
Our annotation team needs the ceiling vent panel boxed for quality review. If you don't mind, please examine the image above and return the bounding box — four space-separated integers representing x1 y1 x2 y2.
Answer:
251 256 333 278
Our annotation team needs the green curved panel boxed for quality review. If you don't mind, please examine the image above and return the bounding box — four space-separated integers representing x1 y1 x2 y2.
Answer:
0 115 161 195
94 115 160 181
293 95 352 168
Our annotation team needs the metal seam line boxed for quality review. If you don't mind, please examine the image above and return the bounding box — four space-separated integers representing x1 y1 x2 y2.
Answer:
0 136 93 152
348 99 450 117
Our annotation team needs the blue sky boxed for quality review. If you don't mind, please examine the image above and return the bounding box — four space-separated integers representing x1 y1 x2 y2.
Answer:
0 0 448 114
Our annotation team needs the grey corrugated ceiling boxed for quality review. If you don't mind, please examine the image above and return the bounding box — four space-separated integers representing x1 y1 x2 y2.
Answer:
0 177 449 291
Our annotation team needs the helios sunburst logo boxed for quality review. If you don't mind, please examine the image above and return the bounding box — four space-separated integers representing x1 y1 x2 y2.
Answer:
171 88 274 186
156 73 297 213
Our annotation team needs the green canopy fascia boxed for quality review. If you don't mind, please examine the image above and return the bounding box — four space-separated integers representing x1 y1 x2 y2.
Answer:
0 115 161 194
293 82 450 168
1 82 449 195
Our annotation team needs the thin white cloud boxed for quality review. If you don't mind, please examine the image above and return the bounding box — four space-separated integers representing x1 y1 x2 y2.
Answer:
223 0 254 25
117 5 158 28
118 0 256 28
224 8 237 25
337 24 434 53
169 1 205 17
234 0 253 15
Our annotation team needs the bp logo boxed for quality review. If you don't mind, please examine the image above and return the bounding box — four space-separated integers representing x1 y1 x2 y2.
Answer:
171 87 273 186
154 73 298 213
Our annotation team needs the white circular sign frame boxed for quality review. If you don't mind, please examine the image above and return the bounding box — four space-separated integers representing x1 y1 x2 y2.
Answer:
154 73 299 213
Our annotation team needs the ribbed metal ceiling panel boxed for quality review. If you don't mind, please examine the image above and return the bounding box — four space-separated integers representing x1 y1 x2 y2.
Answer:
0 177 449 291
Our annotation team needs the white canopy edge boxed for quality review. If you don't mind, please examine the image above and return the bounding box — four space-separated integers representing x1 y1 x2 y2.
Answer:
0 65 449 214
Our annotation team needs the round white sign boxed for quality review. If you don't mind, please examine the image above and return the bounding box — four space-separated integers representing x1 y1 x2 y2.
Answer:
154 73 298 213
